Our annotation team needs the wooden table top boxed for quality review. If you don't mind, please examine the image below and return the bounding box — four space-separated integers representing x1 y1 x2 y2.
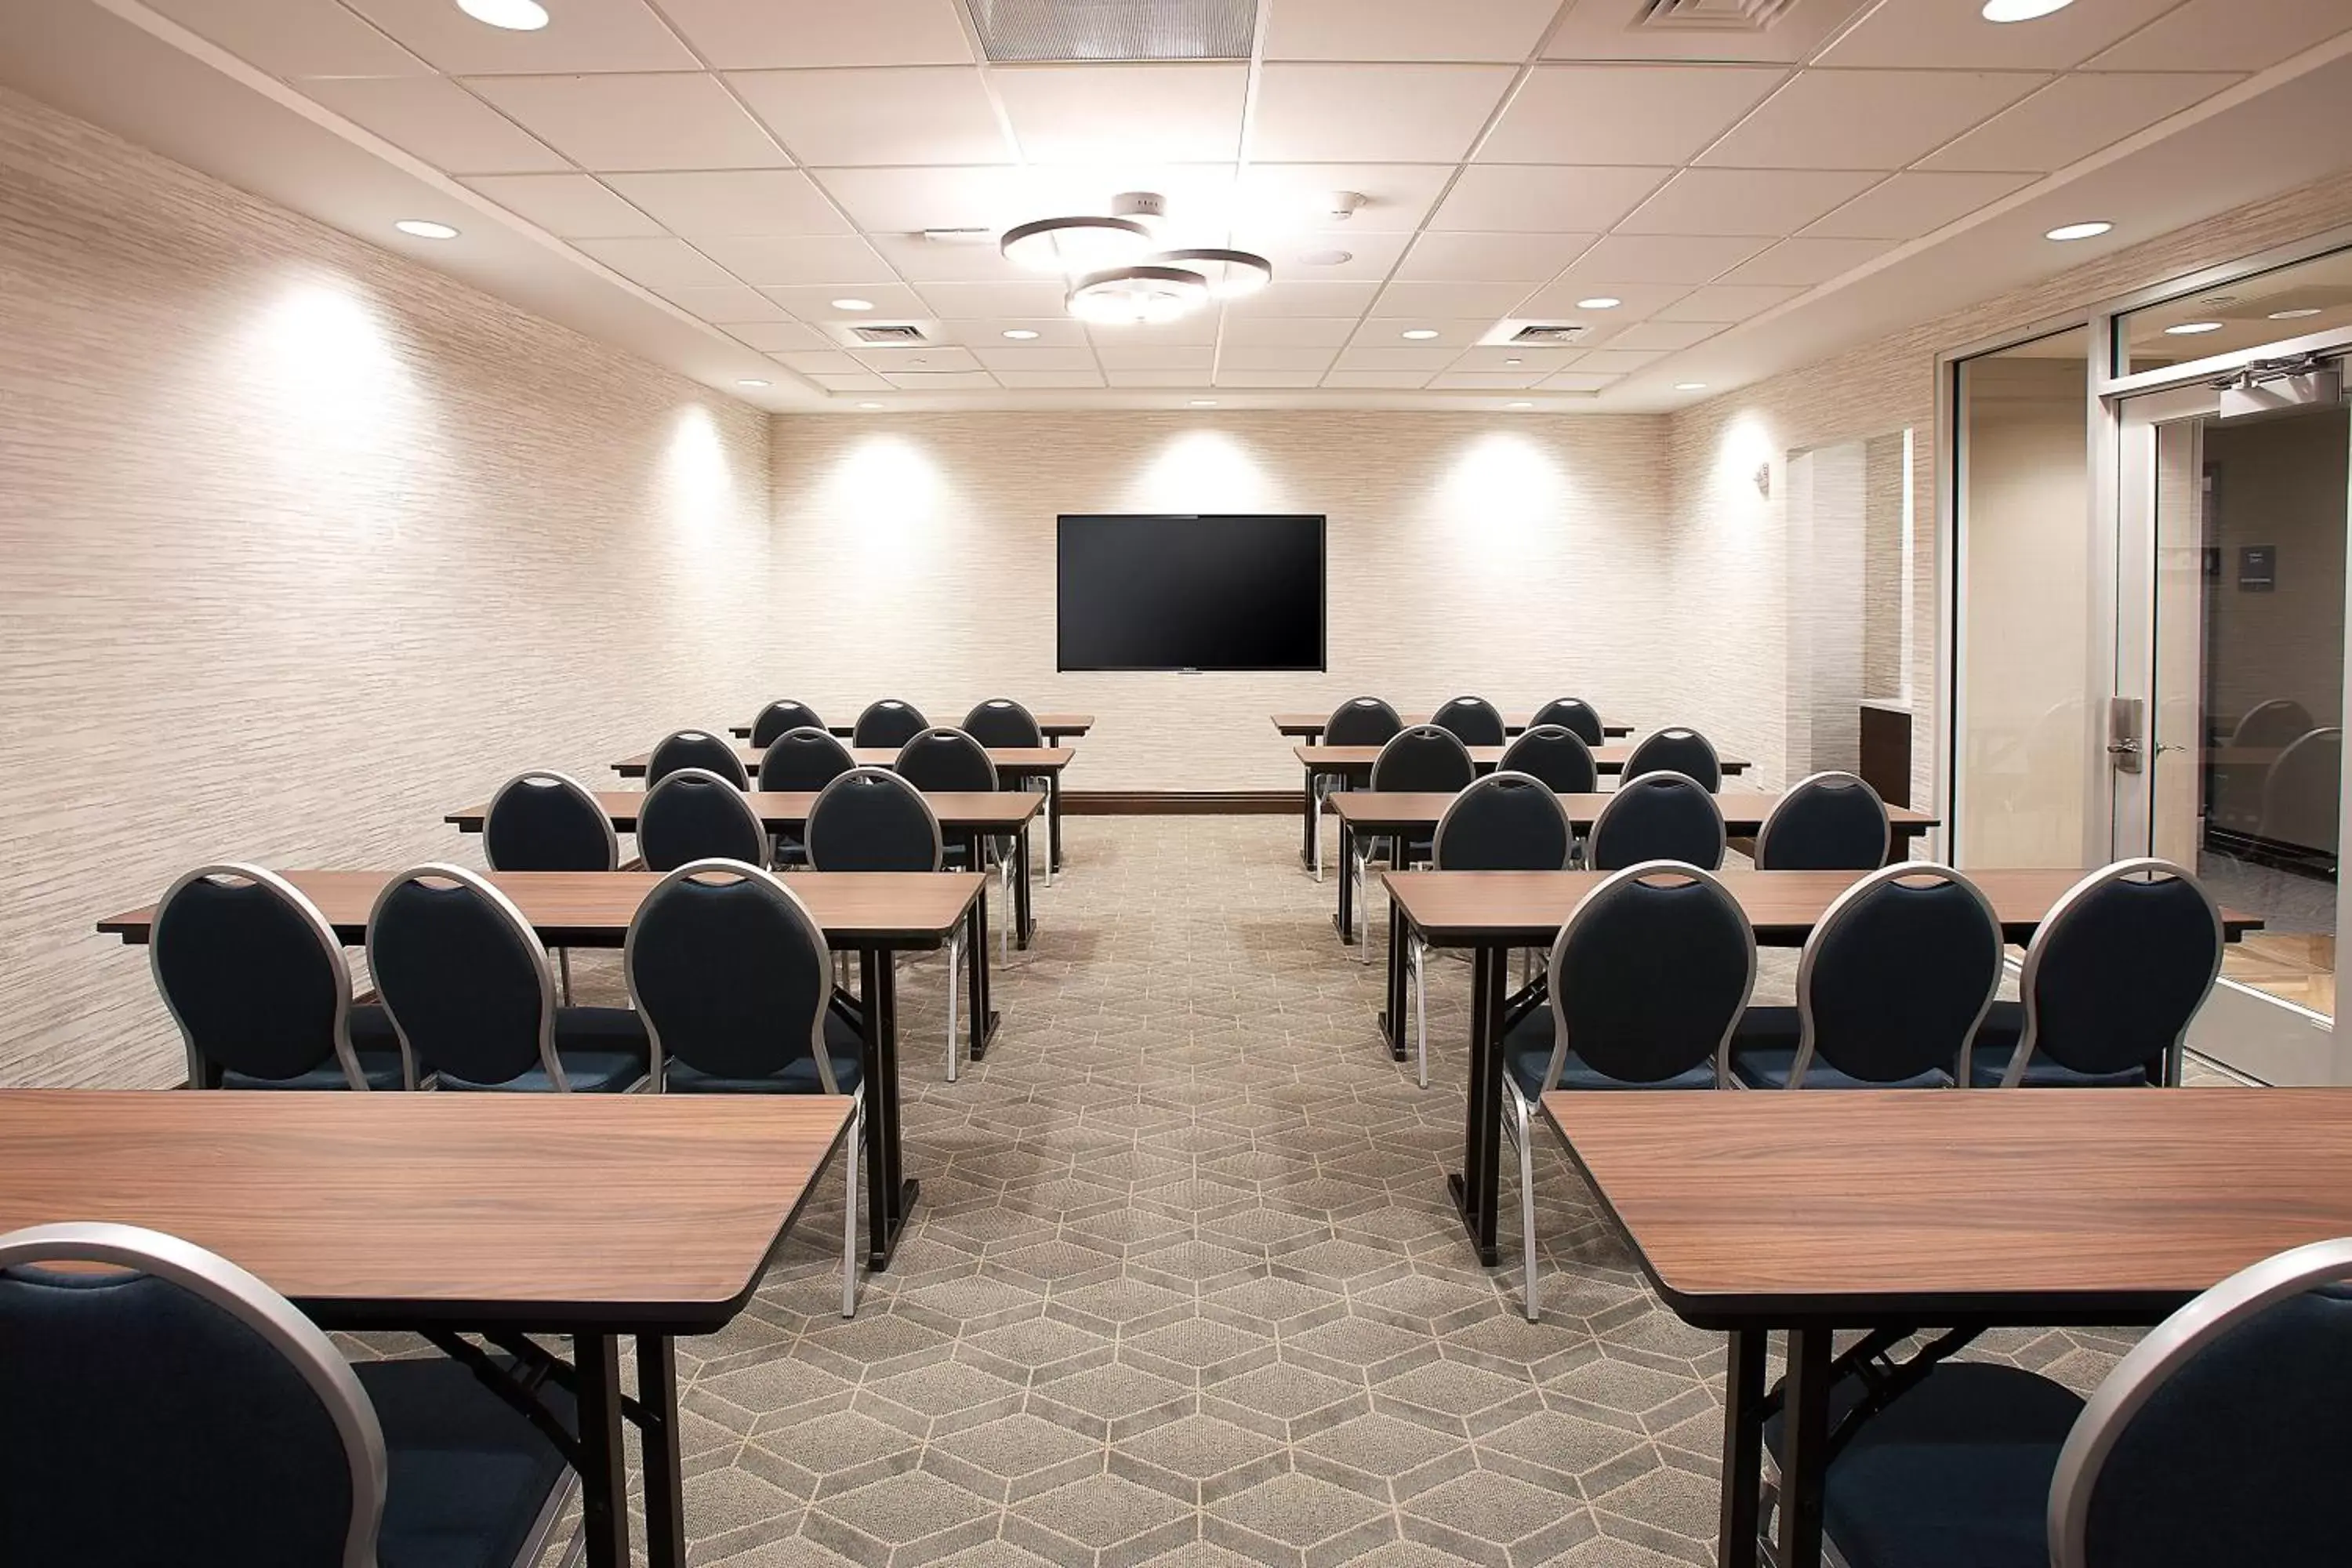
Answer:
0 1090 849 1333
1385 867 2263 946
615 745 1074 778
1541 1088 2352 1328
97 869 984 950
728 713 1094 739
1295 743 1752 775
1272 712 1634 738
1333 791 1938 837
448 790 1044 835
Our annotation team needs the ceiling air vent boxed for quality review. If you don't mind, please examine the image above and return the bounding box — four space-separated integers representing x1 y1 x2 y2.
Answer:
1509 325 1592 346
850 324 928 344
1636 0 1800 31
964 0 1258 61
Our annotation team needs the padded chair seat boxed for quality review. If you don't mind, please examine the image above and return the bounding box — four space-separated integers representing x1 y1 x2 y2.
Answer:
1501 1007 1719 1098
1763 1363 2084 1568
1730 1011 1953 1089
357 1356 576 1568
220 1005 410 1089
665 1011 866 1094
1964 1001 2152 1087
434 1007 648 1093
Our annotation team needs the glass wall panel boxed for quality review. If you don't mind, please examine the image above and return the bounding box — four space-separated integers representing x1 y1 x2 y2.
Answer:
2118 244 2352 373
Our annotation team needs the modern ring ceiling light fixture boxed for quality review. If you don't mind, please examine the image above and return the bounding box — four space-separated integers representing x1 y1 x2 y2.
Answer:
1067 265 1210 325
1000 192 1272 325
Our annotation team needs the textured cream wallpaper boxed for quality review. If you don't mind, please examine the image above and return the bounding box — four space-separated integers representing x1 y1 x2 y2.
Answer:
0 86 774 1087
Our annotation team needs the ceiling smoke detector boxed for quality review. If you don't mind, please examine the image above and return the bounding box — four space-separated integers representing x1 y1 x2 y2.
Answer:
850 324 928 344
1318 191 1367 223
1508 324 1592 346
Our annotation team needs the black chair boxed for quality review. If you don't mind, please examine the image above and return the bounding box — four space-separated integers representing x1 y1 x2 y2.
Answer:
638 767 769 873
1586 772 1726 871
851 699 928 750
1498 863 1755 1319
366 865 648 1093
2233 696 2316 748
758 726 857 866
1499 724 1598 794
807 768 969 1083
898 728 1017 964
1971 858 2222 1088
150 864 410 1091
1403 773 1575 1087
1348 726 1477 956
1531 698 1606 746
1732 862 2001 1090
749 698 825 749
962 698 1044 749
1313 697 1404 880
1754 771 1891 870
625 860 866 1316
646 729 747 789
2257 725 2341 866
0 1220 576 1568
1431 695 1507 747
2210 699 2314 837
1623 727 1722 791
482 771 617 1004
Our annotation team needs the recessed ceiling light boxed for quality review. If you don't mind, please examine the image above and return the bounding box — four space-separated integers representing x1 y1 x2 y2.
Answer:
1576 296 1622 310
394 220 459 240
456 0 549 31
1505 401 1534 410
2269 307 2323 320
1298 249 1354 267
1400 328 1439 340
2165 321 2225 336
1001 328 1040 339
1981 0 2074 19
1189 399 1218 407
856 401 884 409
735 379 770 387
830 298 874 311
1675 382 1708 391
2045 221 2113 241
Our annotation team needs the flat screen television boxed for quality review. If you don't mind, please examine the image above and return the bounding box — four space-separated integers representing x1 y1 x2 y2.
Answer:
1057 514 1327 672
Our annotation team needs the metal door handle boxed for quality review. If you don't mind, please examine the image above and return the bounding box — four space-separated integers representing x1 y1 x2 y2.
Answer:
2106 738 2142 756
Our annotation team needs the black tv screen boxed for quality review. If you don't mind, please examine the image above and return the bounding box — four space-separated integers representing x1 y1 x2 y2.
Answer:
1057 514 1327 672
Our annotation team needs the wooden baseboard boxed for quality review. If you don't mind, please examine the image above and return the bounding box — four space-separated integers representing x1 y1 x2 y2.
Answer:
1062 790 1299 815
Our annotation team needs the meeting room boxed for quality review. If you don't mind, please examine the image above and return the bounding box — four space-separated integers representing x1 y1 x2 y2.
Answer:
9 0 2352 1564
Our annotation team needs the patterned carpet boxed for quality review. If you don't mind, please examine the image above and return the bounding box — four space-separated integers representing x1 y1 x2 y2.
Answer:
505 815 2156 1567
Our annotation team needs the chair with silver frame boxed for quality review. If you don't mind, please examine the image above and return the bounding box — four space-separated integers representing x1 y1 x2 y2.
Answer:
851 699 929 750
895 726 1018 965
1497 724 1599 863
749 698 826 749
481 770 618 1002
1348 725 1476 960
637 766 770 873
1430 694 1508 748
1752 771 1891 871
1623 726 1723 792
1530 697 1606 746
646 728 748 789
964 699 1054 887
1312 696 1403 881
758 725 858 866
1585 771 1726 872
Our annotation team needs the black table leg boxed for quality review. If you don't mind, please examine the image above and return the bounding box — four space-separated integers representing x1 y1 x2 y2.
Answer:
966 844 998 1062
1047 771 1064 873
1717 1327 1767 1568
1446 943 1504 1265
1377 898 1410 1061
638 1334 686 1568
1777 1327 1834 1568
858 949 915 1269
1014 825 1034 949
1300 766 1317 869
1334 822 1357 943
574 1333 630 1568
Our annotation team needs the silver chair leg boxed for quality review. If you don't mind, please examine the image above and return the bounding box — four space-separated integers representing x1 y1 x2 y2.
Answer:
557 947 572 1004
946 930 963 1083
842 1090 862 1318
1354 840 1373 964
1511 1090 1539 1321
1411 937 1429 1089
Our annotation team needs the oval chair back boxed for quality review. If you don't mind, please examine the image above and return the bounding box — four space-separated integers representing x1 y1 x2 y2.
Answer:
2259 726 2342 860
0 1221 387 1568
1754 771 1890 870
895 727 1000 793
366 865 565 1090
1499 724 1597 794
150 864 370 1091
1624 728 1722 792
2051 1236 2352 1568
647 729 746 789
750 699 826 749
638 768 768 873
806 767 944 873
1531 698 1605 746
1323 696 1403 746
758 726 857 792
2230 697 2315 749
1790 863 2002 1087
1370 725 1476 793
625 860 838 1090
1541 862 1756 1089
851 699 929 750
962 699 1044 749
1431 695 1507 747
1587 773 1726 871
2006 858 2223 1087
1434 771 1573 872
482 771 616 873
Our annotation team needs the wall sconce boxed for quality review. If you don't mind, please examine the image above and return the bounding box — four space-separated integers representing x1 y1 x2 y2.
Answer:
1753 462 1772 498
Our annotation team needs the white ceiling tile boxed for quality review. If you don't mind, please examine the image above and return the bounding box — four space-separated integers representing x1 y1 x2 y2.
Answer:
1617 169 1879 237
1429 371 1548 389
729 67 1011 166
1429 165 1671 233
775 350 865 374
601 170 851 236
1396 231 1595 282
300 77 565 173
949 318 1093 347
757 282 929 319
1818 0 2183 69
1352 318 1498 348
1918 73 2239 174
1250 64 1516 162
147 0 428 78
726 321 836 351
1323 370 1436 388
655 0 972 68
808 372 894 390
1218 317 1359 348
339 0 697 74
1264 0 1558 60
1089 314 1222 347
1106 368 1216 386
1218 347 1339 372
1513 281 1692 320
464 73 787 172
1538 372 1621 392
1570 350 1664 372
461 174 662 237
916 281 1072 318
995 65 1248 165
1229 164 1457 234
1607 321 1722 351
1333 345 1462 370
1451 346 1586 372
855 345 986 372
1374 281 1532 318
1653 285 1804 323
868 234 1032 281
2088 0 2352 71
994 369 1109 388
1218 281 1383 318
1551 234 1771 285
1802 171 2036 239
1482 66 1786 165
1095 345 1215 370
695 234 895 284
1214 369 1325 387
572 235 737 287
1697 70 2048 170
883 370 1001 390
1240 230 1412 282
972 345 1099 372
645 282 789 321
1716 236 1897 285
812 166 1025 234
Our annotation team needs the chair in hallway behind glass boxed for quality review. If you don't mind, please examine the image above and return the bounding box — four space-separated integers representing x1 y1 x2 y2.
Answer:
2257 725 2342 871
647 728 747 789
1586 772 1726 872
1348 725 1475 957
1531 697 1606 746
637 768 769 873
1312 696 1403 880
1753 771 1891 870
2212 698 2314 837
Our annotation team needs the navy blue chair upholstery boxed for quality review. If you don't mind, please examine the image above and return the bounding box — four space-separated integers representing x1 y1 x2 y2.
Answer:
749 699 825 749
482 771 616 873
1624 728 1722 792
896 727 998 794
851 699 928 750
353 1356 576 1568
1972 859 2222 1088
2212 699 2314 835
626 861 865 1316
646 729 747 789
807 770 970 1082
2233 697 2315 747
1586 773 1726 871
1754 771 1891 871
1323 696 1403 746
150 864 408 1091
637 767 768 873
963 698 1044 749
366 865 647 1093
2257 725 2341 865
1431 695 1508 747
1499 864 1755 1319
1531 698 1605 746
757 727 856 866
1733 863 2001 1090
1499 724 1598 795
1345 726 1477 956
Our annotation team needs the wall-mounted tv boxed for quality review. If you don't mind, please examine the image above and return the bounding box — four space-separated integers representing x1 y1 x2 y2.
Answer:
1057 514 1327 673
